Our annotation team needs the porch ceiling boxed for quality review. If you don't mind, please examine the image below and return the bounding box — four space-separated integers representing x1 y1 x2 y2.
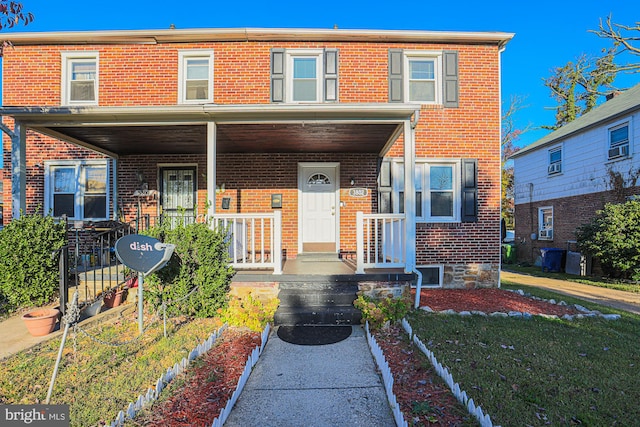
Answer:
44 122 400 155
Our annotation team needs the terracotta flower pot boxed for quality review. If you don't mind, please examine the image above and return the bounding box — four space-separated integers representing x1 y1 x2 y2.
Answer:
103 289 127 308
22 308 60 337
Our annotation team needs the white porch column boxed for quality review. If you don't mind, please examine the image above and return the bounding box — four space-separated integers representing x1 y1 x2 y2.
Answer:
403 118 416 273
11 122 27 220
356 211 364 274
273 210 283 274
207 122 217 219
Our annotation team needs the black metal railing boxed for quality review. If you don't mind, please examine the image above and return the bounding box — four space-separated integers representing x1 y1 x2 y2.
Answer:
60 214 199 311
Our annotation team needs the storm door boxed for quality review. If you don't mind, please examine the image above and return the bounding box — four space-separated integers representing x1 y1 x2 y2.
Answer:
160 166 197 227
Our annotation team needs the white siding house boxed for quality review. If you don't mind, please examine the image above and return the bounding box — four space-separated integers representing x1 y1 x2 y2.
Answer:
511 83 640 266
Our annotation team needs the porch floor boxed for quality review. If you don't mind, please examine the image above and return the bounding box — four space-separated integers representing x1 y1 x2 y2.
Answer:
233 256 411 281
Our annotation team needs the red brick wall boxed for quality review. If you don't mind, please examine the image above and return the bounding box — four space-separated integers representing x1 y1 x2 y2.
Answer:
513 188 638 264
2 37 502 268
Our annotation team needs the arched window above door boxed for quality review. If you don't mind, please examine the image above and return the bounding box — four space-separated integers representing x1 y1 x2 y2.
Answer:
307 173 331 185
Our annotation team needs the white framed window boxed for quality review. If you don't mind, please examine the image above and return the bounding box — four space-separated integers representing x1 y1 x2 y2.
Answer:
286 50 323 103
548 146 562 175
404 51 443 104
61 52 99 105
379 159 460 223
608 121 631 160
414 265 444 288
178 50 214 104
538 206 553 241
44 160 109 220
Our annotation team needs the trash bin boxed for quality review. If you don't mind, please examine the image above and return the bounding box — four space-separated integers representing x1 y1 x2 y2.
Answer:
540 248 566 273
501 242 516 264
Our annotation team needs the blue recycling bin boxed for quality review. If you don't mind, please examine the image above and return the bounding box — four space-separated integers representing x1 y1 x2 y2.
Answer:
540 248 565 273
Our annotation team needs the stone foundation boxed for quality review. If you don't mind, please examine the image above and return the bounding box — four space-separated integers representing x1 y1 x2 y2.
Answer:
229 281 279 304
357 280 412 299
443 263 499 289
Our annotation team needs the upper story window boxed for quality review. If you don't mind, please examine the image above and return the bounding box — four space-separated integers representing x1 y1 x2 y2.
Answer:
287 50 323 103
405 52 441 103
608 122 630 160
45 160 109 220
538 206 553 240
178 50 214 104
61 52 98 105
389 49 458 107
270 48 339 103
548 146 562 175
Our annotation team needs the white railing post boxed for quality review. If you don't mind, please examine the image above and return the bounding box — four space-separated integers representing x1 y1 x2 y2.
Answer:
356 211 364 274
273 210 283 274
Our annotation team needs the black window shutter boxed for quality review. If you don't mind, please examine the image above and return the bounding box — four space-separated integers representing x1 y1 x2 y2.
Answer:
388 49 403 102
324 49 339 102
443 50 459 108
271 48 285 103
461 158 478 222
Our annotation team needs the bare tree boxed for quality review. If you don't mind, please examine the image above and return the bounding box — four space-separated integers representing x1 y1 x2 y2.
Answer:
501 95 528 229
592 15 640 65
0 0 34 56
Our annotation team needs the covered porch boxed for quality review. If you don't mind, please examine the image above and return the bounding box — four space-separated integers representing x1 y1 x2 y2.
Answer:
3 103 421 276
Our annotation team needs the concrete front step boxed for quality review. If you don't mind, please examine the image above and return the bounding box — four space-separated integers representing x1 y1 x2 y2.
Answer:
274 306 362 326
296 252 341 262
275 281 361 326
278 288 358 307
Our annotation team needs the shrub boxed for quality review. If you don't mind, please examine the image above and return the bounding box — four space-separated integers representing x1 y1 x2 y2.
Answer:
218 293 279 332
576 200 640 281
353 289 412 330
142 219 235 318
0 213 66 311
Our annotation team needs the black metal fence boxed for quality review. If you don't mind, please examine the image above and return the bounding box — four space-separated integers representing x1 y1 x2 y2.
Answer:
58 214 198 313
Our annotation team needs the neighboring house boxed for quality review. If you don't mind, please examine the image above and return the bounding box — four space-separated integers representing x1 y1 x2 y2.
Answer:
511 83 640 267
1 27 512 288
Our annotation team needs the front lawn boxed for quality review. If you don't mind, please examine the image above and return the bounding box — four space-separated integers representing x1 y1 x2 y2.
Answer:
407 284 640 426
0 309 223 427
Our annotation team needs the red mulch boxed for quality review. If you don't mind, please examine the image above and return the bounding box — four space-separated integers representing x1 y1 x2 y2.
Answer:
413 287 578 316
137 328 261 427
135 288 574 426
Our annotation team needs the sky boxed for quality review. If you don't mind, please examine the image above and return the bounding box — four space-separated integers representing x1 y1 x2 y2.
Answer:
1 0 639 158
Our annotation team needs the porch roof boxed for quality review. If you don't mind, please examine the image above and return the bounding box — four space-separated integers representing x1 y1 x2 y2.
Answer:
0 103 419 157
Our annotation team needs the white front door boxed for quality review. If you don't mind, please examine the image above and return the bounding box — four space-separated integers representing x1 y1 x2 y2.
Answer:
299 163 338 253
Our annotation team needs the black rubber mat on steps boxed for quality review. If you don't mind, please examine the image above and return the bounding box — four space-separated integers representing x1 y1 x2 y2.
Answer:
276 325 352 346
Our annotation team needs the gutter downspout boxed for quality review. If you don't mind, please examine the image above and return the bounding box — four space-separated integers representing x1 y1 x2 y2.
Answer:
413 267 423 309
411 108 422 307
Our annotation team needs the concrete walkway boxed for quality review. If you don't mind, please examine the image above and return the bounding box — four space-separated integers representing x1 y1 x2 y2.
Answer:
0 303 133 360
224 326 395 427
501 270 640 314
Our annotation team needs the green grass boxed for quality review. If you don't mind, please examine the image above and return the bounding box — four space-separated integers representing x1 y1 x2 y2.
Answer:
503 264 640 293
407 285 640 426
0 313 223 427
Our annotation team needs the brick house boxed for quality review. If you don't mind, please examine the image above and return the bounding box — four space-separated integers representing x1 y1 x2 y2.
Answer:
511 83 640 269
1 27 512 291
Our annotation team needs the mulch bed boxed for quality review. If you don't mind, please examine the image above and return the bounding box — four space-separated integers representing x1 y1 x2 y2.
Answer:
134 327 261 427
413 287 579 316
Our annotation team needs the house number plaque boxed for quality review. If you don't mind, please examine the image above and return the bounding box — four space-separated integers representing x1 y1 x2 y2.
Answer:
349 188 368 198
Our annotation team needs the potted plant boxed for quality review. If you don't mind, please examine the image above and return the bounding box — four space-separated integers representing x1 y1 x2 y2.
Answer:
102 286 128 308
22 308 60 336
